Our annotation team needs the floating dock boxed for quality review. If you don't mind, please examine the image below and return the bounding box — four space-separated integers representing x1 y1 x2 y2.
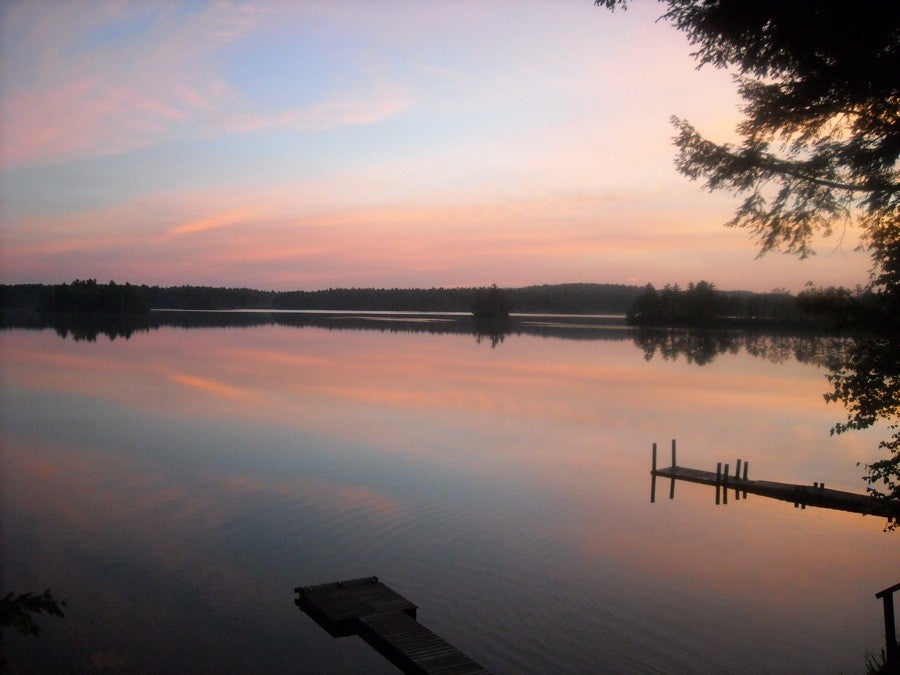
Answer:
295 576 488 674
650 440 899 521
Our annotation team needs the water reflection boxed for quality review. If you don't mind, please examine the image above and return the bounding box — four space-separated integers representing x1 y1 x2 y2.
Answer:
0 309 860 362
0 311 153 342
1 321 897 672
473 316 512 348
632 326 853 368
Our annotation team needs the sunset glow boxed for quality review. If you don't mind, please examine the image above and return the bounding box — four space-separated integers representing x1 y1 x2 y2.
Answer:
0 1 872 292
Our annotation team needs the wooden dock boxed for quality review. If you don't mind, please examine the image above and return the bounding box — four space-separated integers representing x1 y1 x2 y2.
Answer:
650 441 899 521
295 576 488 674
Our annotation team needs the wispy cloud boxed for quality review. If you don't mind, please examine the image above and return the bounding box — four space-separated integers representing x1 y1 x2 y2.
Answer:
0 1 407 168
164 208 259 239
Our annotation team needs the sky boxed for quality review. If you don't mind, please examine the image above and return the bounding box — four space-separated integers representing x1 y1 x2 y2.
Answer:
0 0 873 292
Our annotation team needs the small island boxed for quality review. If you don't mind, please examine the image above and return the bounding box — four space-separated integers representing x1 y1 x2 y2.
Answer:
471 284 511 320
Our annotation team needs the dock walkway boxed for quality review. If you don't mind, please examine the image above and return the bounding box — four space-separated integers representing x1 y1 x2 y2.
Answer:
650 441 899 520
296 576 488 674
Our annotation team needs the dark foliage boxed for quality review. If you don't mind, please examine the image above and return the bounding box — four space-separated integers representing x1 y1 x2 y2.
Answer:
628 281 731 324
626 280 879 328
1 589 66 637
825 332 900 520
38 279 150 315
146 284 277 310
596 1 899 284
0 589 67 669
471 285 512 319
3 282 643 315
508 283 639 313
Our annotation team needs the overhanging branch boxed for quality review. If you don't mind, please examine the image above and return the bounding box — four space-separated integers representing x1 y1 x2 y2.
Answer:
755 155 899 194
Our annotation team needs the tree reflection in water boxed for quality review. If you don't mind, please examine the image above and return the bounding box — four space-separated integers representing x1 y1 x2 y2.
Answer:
473 316 512 348
632 327 853 368
826 334 899 514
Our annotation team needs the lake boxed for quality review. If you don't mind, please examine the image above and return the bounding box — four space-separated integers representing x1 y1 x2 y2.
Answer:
1 313 896 673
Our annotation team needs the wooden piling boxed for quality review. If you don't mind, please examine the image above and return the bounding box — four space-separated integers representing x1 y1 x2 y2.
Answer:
671 439 676 469
715 462 722 505
875 582 900 661
722 464 729 505
742 462 748 498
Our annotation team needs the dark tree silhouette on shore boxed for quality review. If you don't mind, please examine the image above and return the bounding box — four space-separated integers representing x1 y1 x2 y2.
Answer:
38 279 150 315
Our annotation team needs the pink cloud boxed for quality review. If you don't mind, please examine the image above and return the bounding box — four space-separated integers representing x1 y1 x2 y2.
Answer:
1 181 871 291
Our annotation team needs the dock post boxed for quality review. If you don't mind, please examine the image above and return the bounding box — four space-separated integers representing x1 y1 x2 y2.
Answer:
742 462 749 498
722 463 729 505
650 443 658 503
875 583 900 661
734 459 742 500
715 462 722 505
668 439 676 500
886 592 897 660
652 443 657 473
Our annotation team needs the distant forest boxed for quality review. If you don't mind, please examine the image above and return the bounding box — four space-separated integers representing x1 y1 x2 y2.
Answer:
0 279 885 330
0 281 641 314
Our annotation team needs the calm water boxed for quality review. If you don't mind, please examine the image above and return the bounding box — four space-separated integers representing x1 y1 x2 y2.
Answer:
1 315 896 673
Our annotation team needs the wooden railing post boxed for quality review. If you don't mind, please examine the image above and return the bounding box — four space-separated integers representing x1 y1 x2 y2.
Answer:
876 582 900 660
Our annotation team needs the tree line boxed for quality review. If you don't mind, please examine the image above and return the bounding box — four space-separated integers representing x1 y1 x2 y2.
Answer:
0 280 887 329
626 280 887 329
0 281 642 315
